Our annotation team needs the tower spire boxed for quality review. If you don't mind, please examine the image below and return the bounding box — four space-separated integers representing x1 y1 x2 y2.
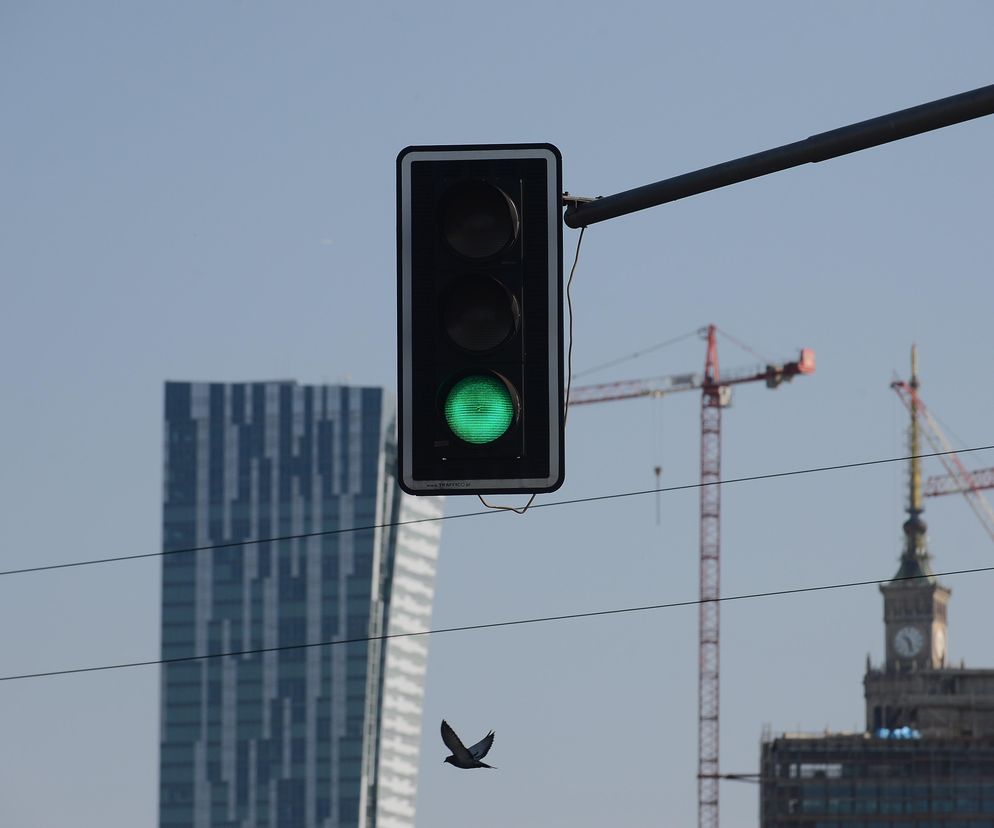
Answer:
909 344 923 519
896 344 933 582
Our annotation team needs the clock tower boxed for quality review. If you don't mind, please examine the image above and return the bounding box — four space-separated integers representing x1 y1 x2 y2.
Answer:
879 513 950 671
879 345 950 672
858 346 994 739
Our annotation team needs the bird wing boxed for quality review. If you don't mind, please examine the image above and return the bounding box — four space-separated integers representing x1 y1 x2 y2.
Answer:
468 730 495 760
441 720 473 763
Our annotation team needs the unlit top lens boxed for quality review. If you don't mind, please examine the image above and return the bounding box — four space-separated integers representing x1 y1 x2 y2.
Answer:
441 181 519 259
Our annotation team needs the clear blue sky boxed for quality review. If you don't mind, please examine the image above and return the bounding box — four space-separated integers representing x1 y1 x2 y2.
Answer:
2 3 994 826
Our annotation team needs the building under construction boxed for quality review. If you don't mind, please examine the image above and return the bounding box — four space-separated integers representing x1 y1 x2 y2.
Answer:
761 734 994 822
760 348 994 825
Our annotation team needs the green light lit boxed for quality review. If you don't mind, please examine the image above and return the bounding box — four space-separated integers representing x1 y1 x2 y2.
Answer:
444 375 514 444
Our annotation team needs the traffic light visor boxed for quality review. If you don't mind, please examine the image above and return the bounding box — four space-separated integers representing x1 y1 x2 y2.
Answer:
444 374 517 444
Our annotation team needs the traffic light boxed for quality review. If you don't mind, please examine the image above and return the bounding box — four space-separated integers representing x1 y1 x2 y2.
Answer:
397 144 564 495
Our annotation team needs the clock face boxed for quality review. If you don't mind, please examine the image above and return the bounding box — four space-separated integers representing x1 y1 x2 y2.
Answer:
894 626 925 658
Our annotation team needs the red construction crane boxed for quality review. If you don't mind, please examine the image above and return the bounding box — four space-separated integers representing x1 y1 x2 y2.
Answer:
925 467 994 497
891 347 994 545
570 325 815 828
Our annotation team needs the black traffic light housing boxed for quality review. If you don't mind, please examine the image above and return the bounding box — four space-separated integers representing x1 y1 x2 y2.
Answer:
397 144 564 495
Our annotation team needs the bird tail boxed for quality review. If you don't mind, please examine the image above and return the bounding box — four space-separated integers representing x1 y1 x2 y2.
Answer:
479 762 497 769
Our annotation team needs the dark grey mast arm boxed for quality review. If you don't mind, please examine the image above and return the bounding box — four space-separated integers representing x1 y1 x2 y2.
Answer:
563 83 994 229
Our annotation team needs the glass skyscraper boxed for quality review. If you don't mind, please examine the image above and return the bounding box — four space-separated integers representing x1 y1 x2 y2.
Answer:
158 381 443 828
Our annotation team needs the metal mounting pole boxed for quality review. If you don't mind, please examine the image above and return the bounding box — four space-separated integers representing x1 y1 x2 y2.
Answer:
563 83 994 228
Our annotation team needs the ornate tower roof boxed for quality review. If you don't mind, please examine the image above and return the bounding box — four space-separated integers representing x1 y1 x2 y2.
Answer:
893 344 935 585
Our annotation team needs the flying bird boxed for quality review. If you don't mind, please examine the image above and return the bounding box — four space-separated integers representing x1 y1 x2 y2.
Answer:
441 719 497 769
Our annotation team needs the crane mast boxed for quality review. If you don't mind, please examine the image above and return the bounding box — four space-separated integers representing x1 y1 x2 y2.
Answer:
699 326 722 828
570 326 813 828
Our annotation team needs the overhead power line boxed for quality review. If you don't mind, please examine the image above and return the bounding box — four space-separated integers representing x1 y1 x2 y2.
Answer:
3 562 993 684
2 445 993 580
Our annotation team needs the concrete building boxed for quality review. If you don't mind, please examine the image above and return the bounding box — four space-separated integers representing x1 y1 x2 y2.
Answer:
158 381 443 828
760 733 994 823
760 348 994 825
